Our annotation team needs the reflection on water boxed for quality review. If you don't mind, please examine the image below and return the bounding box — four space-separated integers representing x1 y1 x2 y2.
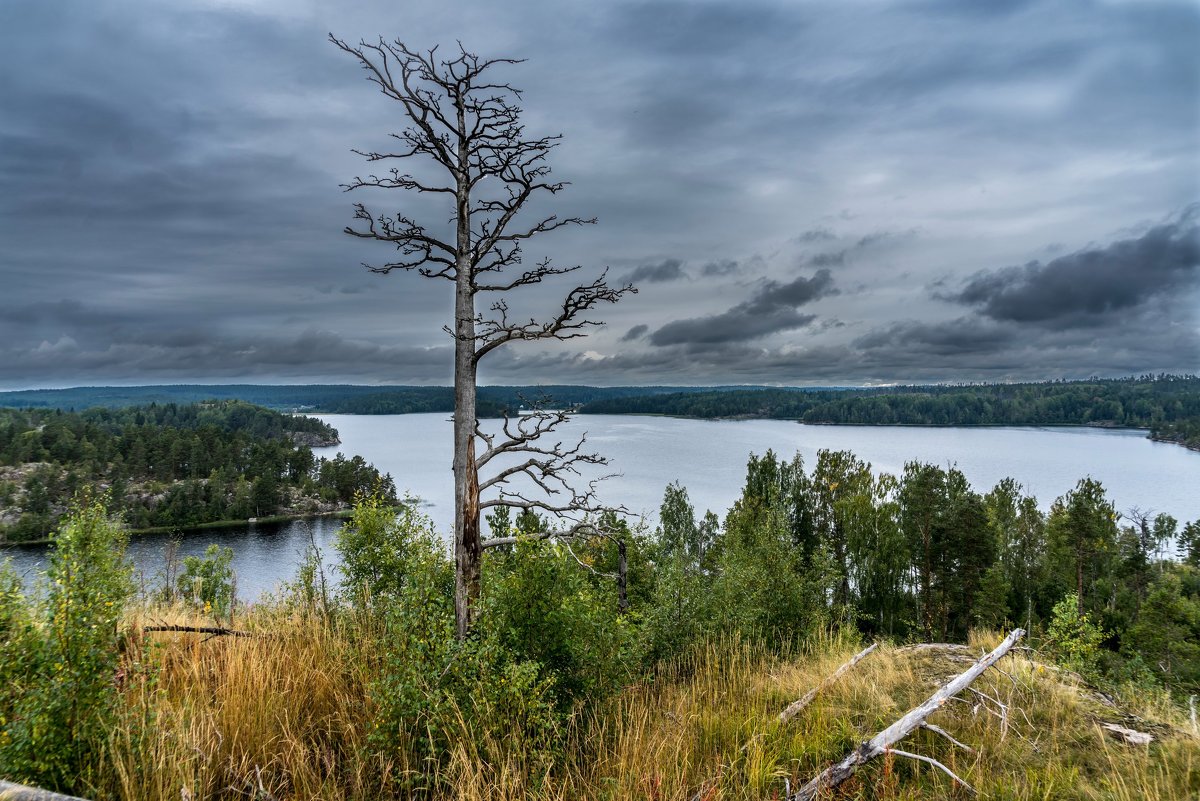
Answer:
4 516 351 602
4 414 1198 601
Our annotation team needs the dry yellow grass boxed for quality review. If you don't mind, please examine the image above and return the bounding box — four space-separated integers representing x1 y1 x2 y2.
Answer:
94 611 1198 801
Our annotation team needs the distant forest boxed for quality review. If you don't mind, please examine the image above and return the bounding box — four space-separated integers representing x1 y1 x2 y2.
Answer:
0 384 745 415
0 401 394 542
578 375 1200 450
2 376 1197 450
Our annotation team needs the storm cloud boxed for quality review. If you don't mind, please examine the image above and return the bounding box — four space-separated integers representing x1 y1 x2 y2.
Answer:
950 213 1200 328
650 269 835 345
619 259 688 284
621 324 649 342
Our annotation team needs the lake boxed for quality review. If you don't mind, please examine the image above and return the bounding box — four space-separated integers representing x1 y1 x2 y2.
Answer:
4 414 1198 600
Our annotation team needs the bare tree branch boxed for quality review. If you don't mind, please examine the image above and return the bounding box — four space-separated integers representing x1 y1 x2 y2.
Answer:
474 271 636 362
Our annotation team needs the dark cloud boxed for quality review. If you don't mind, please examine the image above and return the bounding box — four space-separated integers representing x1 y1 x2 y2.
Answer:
621 324 649 342
619 259 688 284
854 317 1016 356
700 259 740 277
0 327 452 384
794 228 837 244
807 250 846 268
950 213 1200 328
649 269 835 346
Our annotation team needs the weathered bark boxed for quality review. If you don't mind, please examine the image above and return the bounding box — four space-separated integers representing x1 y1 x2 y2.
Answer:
453 111 481 640
779 642 878 723
0 781 90 801
789 628 1025 801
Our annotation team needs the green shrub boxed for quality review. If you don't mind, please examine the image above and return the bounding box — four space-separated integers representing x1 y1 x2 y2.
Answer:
482 537 637 708
177 544 235 620
1044 592 1106 677
335 493 444 608
0 496 131 794
339 499 559 791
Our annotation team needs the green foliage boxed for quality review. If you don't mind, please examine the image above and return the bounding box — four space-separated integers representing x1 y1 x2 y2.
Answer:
973 565 1011 629
0 401 393 540
177 544 236 620
1180 520 1200 567
335 493 446 608
338 499 558 791
641 483 711 661
711 499 836 638
1045 593 1107 677
1047 478 1119 621
0 497 131 794
900 463 998 640
483 537 637 708
1124 566 1200 692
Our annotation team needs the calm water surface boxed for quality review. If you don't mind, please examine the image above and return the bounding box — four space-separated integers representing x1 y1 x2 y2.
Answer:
5 414 1198 600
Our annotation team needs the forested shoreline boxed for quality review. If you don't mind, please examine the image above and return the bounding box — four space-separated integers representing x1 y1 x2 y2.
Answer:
0 401 395 542
4 376 1196 450
578 374 1200 449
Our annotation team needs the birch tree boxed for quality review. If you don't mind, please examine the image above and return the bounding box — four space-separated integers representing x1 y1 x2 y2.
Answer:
330 36 635 638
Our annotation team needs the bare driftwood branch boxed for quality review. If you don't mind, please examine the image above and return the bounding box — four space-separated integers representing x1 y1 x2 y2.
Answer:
0 780 91 801
779 642 878 723
789 628 1025 801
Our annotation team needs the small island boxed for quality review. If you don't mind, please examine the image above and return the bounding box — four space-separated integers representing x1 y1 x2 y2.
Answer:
0 400 395 543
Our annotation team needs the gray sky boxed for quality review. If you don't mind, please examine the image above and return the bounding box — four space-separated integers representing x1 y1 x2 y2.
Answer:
1 0 1196 389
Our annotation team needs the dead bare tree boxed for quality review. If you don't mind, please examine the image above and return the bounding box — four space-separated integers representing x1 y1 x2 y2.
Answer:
330 36 635 639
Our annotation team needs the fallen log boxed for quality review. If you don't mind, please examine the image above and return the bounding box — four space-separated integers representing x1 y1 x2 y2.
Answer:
142 624 254 638
779 642 878 723
0 780 91 801
788 628 1025 801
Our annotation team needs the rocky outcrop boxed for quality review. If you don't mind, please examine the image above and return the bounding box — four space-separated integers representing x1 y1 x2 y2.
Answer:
287 430 341 448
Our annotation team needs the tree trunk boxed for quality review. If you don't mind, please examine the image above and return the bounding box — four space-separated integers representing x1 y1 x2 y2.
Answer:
617 538 628 613
1076 548 1084 616
779 642 878 723
452 112 480 640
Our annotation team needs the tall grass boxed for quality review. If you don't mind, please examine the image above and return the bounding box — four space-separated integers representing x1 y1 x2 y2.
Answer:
83 611 1199 800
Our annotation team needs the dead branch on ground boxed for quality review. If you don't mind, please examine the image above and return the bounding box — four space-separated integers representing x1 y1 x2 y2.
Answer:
779 642 878 723
788 628 1025 801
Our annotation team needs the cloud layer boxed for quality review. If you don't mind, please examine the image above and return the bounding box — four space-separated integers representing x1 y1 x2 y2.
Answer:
0 0 1196 387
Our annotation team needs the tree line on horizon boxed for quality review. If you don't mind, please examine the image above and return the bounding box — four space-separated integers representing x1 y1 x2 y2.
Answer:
578 374 1200 449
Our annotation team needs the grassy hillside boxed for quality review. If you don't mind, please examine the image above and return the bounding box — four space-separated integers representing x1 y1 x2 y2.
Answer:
95 617 1200 800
